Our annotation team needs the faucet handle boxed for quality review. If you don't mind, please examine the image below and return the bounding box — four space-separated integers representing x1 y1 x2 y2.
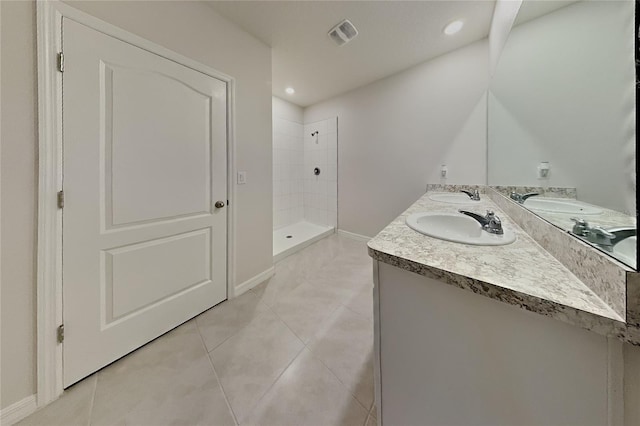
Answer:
486 210 501 225
510 191 525 203
484 210 503 235
570 217 589 236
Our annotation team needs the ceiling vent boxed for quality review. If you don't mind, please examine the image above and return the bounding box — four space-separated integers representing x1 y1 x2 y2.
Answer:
328 19 358 46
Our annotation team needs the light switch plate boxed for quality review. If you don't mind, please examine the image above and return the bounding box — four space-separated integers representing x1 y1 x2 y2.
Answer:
237 171 247 185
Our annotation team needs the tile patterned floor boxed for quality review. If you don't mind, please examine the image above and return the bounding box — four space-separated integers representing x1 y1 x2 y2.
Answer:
18 234 376 426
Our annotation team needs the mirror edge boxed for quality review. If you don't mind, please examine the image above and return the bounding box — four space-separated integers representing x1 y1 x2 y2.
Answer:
635 0 639 271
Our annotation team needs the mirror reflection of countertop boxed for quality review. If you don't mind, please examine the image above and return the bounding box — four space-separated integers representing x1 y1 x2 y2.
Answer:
368 192 634 342
525 198 636 268
526 199 636 231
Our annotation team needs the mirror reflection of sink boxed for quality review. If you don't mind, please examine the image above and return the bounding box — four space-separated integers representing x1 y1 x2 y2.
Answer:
523 198 603 215
613 236 636 269
406 212 516 246
428 193 479 204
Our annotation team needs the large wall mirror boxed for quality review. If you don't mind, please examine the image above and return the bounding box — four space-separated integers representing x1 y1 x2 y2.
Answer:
488 0 637 269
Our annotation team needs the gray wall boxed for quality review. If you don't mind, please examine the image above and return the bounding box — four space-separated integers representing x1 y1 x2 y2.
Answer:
1 0 38 409
304 39 489 238
0 0 273 409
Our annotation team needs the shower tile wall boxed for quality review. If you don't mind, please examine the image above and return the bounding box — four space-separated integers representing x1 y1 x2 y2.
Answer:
304 118 338 228
273 117 304 229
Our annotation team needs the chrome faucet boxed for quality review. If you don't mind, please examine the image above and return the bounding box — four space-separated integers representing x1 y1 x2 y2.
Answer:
510 191 539 204
605 227 637 246
569 218 628 250
460 189 481 201
459 209 504 235
570 218 590 236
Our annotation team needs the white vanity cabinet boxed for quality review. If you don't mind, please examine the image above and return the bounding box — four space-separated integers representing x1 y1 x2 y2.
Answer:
373 261 621 426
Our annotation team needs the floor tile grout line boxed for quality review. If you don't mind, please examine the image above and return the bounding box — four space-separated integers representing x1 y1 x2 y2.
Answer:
303 305 372 413
303 345 372 415
240 344 307 424
195 319 240 426
197 296 272 354
308 349 372 413
86 374 98 426
206 353 240 426
341 302 374 322
263 296 311 346
302 301 341 346
256 271 308 301
367 398 376 424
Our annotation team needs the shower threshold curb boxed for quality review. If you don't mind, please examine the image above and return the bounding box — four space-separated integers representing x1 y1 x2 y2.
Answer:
273 225 335 262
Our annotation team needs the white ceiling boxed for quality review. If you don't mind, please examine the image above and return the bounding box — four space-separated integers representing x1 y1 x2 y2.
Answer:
207 1 497 107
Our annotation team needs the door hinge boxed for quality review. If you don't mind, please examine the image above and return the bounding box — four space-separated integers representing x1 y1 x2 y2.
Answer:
57 190 64 209
57 324 64 344
57 52 64 73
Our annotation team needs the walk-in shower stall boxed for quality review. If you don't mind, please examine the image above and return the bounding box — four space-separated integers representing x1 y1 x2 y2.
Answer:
273 114 338 260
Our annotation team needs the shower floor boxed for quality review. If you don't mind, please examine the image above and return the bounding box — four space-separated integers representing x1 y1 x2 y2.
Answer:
273 220 334 261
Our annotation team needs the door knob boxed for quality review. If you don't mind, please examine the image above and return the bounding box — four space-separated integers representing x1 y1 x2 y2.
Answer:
215 201 225 209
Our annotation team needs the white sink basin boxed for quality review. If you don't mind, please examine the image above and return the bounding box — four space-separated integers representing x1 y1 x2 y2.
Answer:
428 192 480 204
613 236 636 268
523 198 603 215
406 212 516 246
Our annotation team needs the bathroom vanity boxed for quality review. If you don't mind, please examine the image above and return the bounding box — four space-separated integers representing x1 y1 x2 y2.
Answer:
368 189 638 425
367 0 639 423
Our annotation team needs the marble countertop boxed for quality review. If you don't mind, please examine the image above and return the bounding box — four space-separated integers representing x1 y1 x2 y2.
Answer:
368 192 627 339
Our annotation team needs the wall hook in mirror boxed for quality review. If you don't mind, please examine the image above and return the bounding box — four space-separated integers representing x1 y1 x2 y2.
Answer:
314 167 321 176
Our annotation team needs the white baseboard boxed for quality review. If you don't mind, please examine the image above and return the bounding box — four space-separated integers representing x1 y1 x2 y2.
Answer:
337 229 371 242
233 266 275 298
1 395 37 425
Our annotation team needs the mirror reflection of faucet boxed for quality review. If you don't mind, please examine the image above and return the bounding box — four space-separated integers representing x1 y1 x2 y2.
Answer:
510 191 539 204
570 217 636 251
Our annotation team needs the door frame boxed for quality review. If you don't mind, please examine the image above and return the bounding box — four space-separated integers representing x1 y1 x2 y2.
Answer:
36 0 237 406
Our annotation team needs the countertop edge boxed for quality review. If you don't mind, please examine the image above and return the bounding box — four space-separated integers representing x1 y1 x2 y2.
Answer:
368 245 637 345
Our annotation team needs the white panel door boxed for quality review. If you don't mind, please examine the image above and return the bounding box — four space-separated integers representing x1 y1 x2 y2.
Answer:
62 18 228 386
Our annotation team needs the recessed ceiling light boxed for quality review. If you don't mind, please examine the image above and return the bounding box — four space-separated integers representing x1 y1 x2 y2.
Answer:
285 87 295 95
443 20 464 35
